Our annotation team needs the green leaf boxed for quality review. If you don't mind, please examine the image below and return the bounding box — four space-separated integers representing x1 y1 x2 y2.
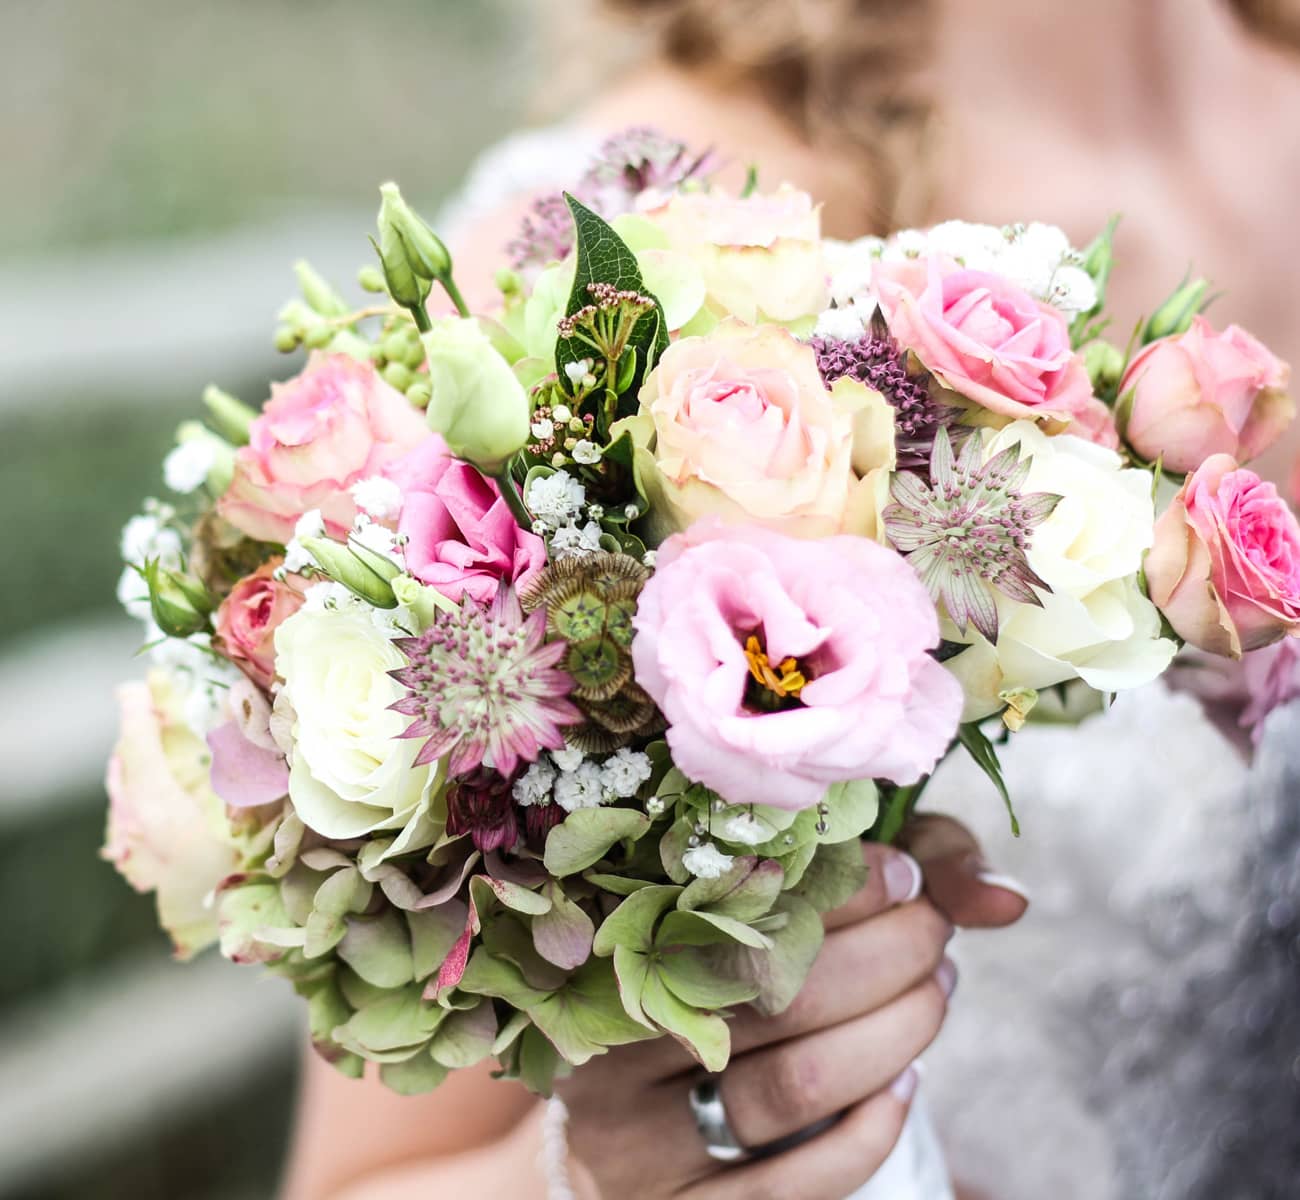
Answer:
491 1008 532 1056
958 723 1021 836
335 985 444 1054
380 1053 449 1096
430 999 498 1069
528 959 658 1066
775 840 818 890
639 968 731 1072
657 909 772 950
518 1026 562 1097
479 917 570 992
336 909 414 988
313 866 373 919
659 816 694 885
680 857 784 923
789 840 869 914
532 882 596 970
407 903 469 982
592 884 682 957
555 195 668 402
457 947 553 1009
657 948 760 1010
544 807 652 877
583 872 656 896
817 779 880 843
611 944 655 1027
704 895 824 1017
469 874 552 917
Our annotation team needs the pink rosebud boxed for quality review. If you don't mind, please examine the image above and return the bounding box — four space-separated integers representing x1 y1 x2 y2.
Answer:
385 434 546 604
630 519 963 810
218 353 429 544
1146 455 1300 658
1120 317 1292 473
875 256 1095 429
213 559 305 691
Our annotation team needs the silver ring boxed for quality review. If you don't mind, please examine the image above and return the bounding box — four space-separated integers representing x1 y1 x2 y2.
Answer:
688 1075 749 1163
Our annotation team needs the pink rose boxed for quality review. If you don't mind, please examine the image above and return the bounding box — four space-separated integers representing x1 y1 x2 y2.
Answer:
1146 455 1300 657
103 672 241 959
219 353 429 544
213 559 305 690
386 434 546 603
631 520 963 810
1120 317 1292 474
623 321 891 541
1239 638 1300 744
876 257 1095 428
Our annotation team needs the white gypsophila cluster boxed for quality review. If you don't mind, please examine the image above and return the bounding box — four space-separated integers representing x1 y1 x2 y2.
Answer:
513 758 558 807
301 579 364 614
283 509 326 574
350 475 403 521
116 504 184 622
351 513 406 566
600 748 653 799
815 236 886 340
551 745 586 772
550 520 604 560
162 440 217 495
554 761 605 812
149 631 242 738
682 842 735 880
526 470 587 530
720 811 769 846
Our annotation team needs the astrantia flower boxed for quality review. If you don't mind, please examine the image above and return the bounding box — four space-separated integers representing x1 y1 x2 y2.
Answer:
390 590 580 777
811 327 955 468
445 768 520 854
883 428 1061 642
508 191 575 274
580 127 717 210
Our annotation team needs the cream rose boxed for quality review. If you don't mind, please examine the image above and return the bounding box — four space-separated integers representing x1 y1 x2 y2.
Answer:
944 422 1177 718
618 321 894 542
638 186 830 326
274 606 439 842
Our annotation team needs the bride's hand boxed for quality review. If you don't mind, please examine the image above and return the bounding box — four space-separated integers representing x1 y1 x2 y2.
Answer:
560 840 958 1200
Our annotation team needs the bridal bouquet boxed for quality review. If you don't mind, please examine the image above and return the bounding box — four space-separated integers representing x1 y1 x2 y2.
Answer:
105 130 1299 1095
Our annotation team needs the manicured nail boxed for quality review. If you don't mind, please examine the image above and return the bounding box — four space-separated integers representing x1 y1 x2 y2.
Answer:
889 1064 919 1103
935 956 958 999
974 868 1032 904
883 851 923 905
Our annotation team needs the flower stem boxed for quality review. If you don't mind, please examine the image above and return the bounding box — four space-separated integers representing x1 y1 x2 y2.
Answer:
409 302 433 334
438 274 471 319
492 460 533 531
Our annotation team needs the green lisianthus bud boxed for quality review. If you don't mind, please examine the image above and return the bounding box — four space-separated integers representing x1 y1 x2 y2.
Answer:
357 265 387 293
377 182 452 281
420 318 531 474
202 385 257 446
294 260 350 318
391 574 457 630
1143 277 1210 343
299 537 397 609
369 232 429 312
143 561 215 638
1082 340 1125 392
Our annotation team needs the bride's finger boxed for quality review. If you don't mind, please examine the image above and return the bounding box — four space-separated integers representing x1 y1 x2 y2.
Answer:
902 813 1030 928
675 1068 919 1200
716 972 950 1151
728 900 953 1056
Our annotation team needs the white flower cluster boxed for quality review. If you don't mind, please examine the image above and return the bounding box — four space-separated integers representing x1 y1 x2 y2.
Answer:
350 475 403 522
151 632 243 738
525 469 605 560
116 502 182 623
816 220 1098 341
682 841 735 880
283 509 325 574
512 746 654 813
162 439 217 495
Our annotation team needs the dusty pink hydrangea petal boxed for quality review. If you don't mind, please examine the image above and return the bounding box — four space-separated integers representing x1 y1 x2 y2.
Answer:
206 720 290 809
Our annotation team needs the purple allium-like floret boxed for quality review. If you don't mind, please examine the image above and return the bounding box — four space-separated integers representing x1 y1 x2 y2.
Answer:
508 191 576 273
811 331 955 469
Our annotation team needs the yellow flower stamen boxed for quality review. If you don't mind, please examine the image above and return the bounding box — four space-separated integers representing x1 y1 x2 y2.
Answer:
744 635 807 700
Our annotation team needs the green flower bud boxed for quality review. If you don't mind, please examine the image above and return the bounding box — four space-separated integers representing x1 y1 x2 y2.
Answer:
420 318 531 474
300 537 398 609
406 379 432 409
1082 340 1125 392
302 324 333 351
143 560 215 638
377 182 451 281
382 331 413 364
274 326 300 353
382 361 414 392
202 385 257 445
357 265 387 293
1143 277 1210 343
391 574 457 629
294 260 350 318
368 232 429 313
494 267 522 297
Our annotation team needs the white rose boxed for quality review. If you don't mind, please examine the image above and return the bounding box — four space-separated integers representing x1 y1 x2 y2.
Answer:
946 422 1177 718
274 606 438 841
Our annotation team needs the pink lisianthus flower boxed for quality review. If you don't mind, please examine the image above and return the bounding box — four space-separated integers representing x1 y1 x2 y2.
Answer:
386 434 546 603
219 353 428 544
206 679 290 809
1147 455 1300 657
875 256 1095 429
631 520 963 810
212 559 305 691
1120 317 1292 474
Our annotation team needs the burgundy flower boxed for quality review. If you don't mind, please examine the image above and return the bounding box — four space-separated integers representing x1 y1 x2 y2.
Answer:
446 768 520 854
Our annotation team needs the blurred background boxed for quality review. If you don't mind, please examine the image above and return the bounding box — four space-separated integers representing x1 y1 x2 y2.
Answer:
0 2 542 1195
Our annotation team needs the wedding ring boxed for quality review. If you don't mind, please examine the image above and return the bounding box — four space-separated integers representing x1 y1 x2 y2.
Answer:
687 1075 750 1163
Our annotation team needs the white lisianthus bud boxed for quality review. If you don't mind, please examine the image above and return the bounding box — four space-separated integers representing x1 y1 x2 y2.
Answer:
421 318 530 474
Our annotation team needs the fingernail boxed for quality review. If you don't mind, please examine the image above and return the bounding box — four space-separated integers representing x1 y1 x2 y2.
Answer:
889 1064 919 1103
935 956 958 999
883 851 923 905
974 868 1032 904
